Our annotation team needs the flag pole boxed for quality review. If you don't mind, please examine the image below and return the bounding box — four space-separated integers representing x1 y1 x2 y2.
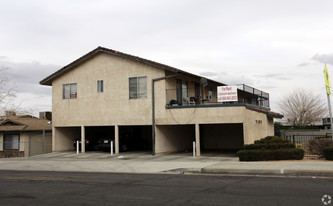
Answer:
326 92 333 140
324 64 333 141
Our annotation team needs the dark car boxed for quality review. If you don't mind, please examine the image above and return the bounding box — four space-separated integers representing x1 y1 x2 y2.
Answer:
73 137 99 151
97 138 129 152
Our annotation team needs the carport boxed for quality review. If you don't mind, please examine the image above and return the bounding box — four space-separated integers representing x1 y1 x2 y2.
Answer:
84 126 115 151
53 125 152 153
200 123 244 153
53 127 81 152
118 126 152 152
155 125 195 154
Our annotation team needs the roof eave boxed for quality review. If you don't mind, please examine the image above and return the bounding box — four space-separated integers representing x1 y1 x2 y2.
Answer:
39 46 228 87
39 47 102 86
267 113 284 119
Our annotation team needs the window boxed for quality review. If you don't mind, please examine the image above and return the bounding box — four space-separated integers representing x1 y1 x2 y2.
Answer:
3 134 20 150
208 87 213 101
129 76 147 99
63 83 77 99
176 79 188 104
97 80 104 93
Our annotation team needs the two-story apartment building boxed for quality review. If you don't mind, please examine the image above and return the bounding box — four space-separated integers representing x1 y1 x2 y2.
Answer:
40 46 282 156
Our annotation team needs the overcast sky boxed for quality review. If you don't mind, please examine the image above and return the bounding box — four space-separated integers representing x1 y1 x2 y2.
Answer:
1 0 333 117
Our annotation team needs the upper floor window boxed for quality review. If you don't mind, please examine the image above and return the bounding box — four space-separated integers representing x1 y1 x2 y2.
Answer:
129 76 147 99
63 83 77 99
208 87 213 101
176 79 188 104
97 80 104 93
3 134 20 150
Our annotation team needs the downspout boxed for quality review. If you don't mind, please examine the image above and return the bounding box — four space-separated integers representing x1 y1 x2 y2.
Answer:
152 74 180 156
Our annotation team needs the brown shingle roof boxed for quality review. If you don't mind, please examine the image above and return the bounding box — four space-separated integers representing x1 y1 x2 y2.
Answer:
245 105 283 119
39 46 225 86
0 115 52 132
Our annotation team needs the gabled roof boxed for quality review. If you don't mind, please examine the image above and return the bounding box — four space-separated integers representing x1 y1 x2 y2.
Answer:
0 115 52 132
39 46 225 86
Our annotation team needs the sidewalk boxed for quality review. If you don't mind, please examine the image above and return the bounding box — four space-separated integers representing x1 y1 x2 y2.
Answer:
0 151 332 177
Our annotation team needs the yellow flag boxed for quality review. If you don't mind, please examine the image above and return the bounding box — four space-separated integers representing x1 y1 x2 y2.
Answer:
325 64 331 95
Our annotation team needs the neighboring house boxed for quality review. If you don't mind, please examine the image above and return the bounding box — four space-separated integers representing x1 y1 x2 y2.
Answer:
0 112 52 158
40 46 282 156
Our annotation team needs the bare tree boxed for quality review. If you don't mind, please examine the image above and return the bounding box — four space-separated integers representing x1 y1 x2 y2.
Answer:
0 67 16 115
278 89 327 126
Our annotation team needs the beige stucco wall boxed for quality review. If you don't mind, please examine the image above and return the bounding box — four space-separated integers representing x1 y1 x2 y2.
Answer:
53 127 81 151
0 134 3 150
48 51 275 152
155 125 195 153
52 53 165 127
156 106 274 145
242 110 274 144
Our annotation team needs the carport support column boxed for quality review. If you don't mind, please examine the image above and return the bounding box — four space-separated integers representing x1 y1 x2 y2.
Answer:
195 124 201 157
115 125 119 154
81 126 85 153
52 127 56 152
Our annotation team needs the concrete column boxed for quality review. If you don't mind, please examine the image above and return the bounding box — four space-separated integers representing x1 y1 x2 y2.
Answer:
242 122 250 145
115 125 119 154
195 124 201 157
81 126 85 153
52 127 56 152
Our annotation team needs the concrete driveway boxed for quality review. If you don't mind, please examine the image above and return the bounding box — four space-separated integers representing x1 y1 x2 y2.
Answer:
26 151 238 162
1 151 333 178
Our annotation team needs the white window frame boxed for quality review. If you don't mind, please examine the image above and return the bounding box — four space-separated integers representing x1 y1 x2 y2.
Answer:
3 134 20 150
129 76 147 99
63 83 77 99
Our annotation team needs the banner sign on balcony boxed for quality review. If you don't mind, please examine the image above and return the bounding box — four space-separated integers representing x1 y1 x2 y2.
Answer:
217 86 238 102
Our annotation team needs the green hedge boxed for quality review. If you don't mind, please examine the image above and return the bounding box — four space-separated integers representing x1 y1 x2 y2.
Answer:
323 146 333 160
237 136 304 161
254 136 289 144
243 143 295 150
237 148 304 161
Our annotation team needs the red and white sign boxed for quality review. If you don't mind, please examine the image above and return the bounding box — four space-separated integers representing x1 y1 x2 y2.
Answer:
217 86 238 102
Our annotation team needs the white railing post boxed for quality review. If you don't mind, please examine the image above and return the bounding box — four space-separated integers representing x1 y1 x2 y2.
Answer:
111 141 114 155
76 140 79 154
193 141 196 158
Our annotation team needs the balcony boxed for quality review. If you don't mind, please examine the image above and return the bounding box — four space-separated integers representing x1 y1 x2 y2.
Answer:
165 84 270 109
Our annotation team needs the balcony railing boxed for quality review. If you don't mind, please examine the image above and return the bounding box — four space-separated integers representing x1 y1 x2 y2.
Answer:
237 84 269 99
166 87 270 108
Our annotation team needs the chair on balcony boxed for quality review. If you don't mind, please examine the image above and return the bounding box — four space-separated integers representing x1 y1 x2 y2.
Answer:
184 97 195 105
169 99 180 106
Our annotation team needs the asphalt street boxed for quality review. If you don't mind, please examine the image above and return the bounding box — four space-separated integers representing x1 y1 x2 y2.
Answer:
0 170 331 206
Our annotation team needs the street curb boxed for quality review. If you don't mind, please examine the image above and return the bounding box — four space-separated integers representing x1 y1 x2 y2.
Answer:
202 168 333 177
164 168 333 178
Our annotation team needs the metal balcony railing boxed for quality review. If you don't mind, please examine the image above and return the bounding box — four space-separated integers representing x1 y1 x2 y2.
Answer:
166 86 270 109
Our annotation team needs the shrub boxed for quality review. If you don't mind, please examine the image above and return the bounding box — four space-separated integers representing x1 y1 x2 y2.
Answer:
314 136 330 140
323 146 333 160
237 150 264 161
237 148 304 161
243 143 295 150
238 136 304 161
254 136 289 144
307 138 333 157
